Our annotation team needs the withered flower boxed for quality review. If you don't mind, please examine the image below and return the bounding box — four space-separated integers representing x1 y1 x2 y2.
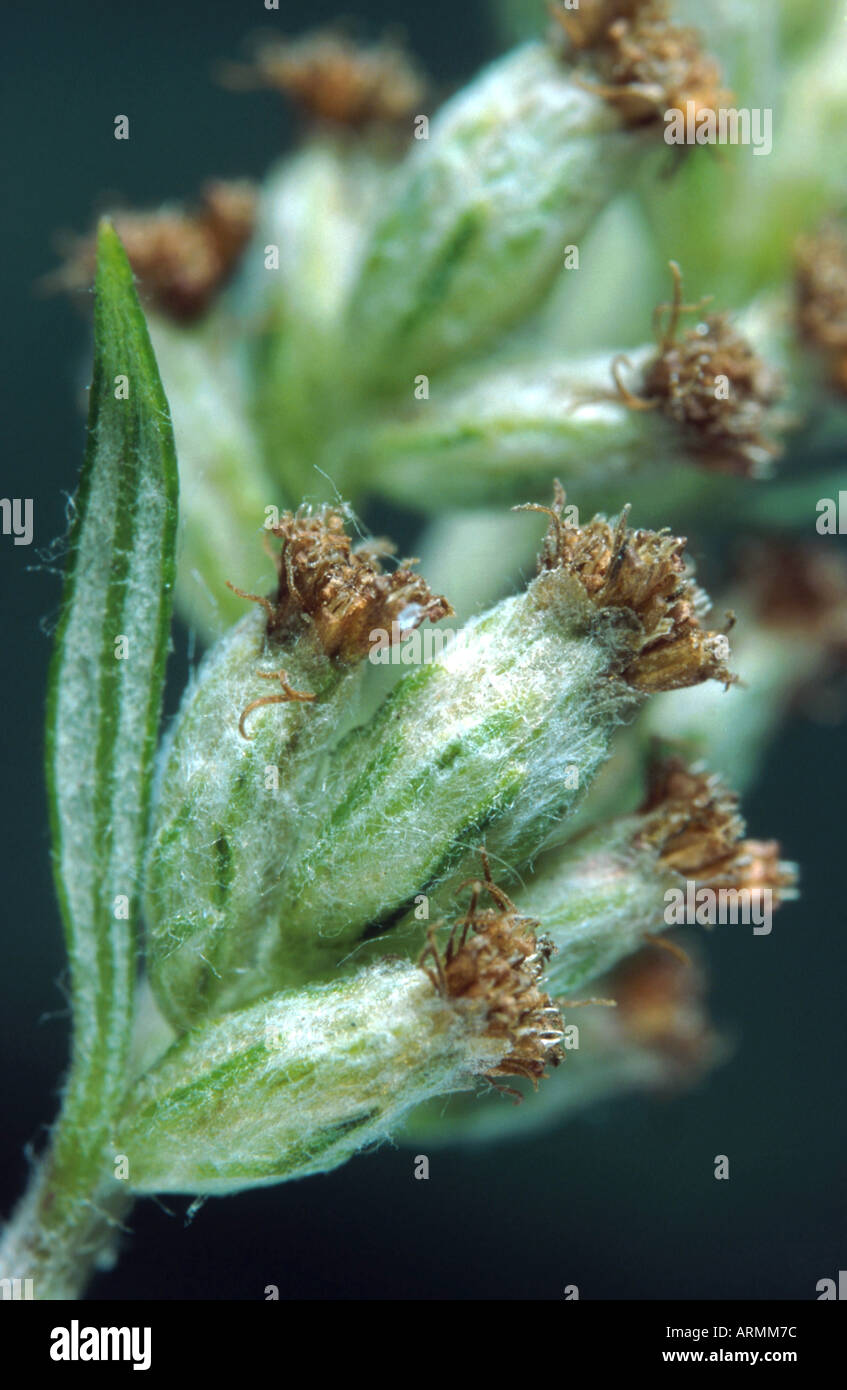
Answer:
224 31 427 131
795 224 847 394
604 945 716 1079
231 505 452 663
53 181 257 321
614 263 787 476
551 0 729 129
420 858 564 1091
525 481 735 692
636 756 797 904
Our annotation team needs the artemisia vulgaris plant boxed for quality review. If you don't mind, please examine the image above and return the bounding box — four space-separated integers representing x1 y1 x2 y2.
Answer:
4 0 847 1298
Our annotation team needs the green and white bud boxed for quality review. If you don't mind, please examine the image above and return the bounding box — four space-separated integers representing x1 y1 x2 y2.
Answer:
147 316 275 638
342 274 789 509
344 347 673 508
343 36 664 389
122 899 564 1194
271 496 734 980
237 142 398 502
144 507 451 1029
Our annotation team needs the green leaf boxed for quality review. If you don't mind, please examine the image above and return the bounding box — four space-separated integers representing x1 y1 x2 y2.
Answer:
44 220 178 1181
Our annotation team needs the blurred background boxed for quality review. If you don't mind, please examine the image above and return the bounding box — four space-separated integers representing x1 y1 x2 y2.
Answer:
0 0 844 1299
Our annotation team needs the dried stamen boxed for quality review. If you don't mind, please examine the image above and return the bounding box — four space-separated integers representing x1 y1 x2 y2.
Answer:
231 506 452 663
517 482 735 692
419 854 564 1092
222 31 426 131
550 0 729 130
51 182 257 321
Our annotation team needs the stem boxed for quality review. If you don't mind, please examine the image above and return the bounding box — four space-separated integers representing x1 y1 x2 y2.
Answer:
0 924 138 1298
0 792 139 1299
0 1156 134 1301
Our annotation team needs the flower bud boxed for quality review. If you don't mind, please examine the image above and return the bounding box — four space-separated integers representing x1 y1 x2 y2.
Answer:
343 266 788 510
516 757 796 993
122 890 563 1194
271 493 734 980
144 506 450 1029
343 37 663 388
237 141 398 504
343 347 673 509
403 943 722 1147
146 316 276 638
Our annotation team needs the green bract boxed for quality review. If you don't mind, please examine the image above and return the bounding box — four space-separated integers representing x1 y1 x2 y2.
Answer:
120 959 501 1195
343 42 651 389
144 606 350 1027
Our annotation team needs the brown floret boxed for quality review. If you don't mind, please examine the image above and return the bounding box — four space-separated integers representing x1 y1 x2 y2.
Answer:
606 945 715 1076
550 0 729 129
52 181 257 322
742 543 847 655
614 263 786 476
635 756 797 904
230 506 452 663
795 225 847 394
224 31 426 131
420 857 564 1091
519 483 734 692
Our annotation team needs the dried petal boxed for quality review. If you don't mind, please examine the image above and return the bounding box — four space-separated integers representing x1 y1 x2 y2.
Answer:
249 506 453 662
636 756 797 903
54 182 257 321
526 483 735 691
552 0 729 128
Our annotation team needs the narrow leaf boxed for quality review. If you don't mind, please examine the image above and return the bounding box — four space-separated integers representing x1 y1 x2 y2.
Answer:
45 220 178 1162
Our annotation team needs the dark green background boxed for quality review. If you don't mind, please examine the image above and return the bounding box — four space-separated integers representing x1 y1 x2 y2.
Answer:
1 0 844 1299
